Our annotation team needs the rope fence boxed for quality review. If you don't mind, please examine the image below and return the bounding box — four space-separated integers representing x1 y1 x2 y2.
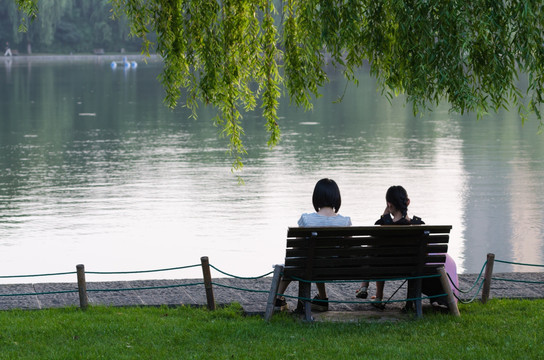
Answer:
0 257 278 311
85 264 201 275
1 253 544 312
0 289 79 297
0 271 77 279
86 283 206 293
462 254 544 304
490 258 544 287
446 260 487 304
209 264 274 280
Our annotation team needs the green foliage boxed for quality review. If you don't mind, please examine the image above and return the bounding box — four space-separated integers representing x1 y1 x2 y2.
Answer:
13 0 37 32
110 0 284 170
15 0 544 169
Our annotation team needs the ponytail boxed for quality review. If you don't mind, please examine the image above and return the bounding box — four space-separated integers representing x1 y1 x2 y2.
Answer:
386 186 409 218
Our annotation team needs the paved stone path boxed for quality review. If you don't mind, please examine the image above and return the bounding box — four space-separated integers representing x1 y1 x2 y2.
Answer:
1 273 543 319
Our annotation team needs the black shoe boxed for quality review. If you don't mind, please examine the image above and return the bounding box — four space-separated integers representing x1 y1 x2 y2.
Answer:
274 296 288 312
310 295 329 312
371 299 386 310
355 286 368 299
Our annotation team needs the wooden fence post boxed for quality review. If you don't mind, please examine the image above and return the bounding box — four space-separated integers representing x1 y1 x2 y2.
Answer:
438 266 460 316
201 256 216 310
481 253 495 304
76 264 88 310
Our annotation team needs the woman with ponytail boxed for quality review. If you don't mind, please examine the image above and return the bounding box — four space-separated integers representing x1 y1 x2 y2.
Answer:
375 186 420 225
356 186 458 310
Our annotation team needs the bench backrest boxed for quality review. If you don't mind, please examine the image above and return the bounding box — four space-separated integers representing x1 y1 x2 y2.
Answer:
283 225 451 281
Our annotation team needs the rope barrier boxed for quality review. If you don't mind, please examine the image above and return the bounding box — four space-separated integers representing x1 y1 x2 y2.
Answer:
211 282 269 294
0 262 270 300
0 261 273 303
0 271 76 279
447 257 544 304
87 282 205 293
0 264 202 279
209 264 274 280
0 283 206 297
486 258 544 286
491 277 544 285
448 261 487 294
6 256 542 310
495 259 544 268
0 263 205 300
0 289 79 297
454 278 486 304
86 264 201 275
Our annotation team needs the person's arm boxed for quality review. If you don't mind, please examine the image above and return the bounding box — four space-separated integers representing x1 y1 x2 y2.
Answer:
375 214 393 225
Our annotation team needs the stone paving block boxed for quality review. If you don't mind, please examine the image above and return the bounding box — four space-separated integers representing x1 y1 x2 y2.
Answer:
130 280 201 306
0 284 41 310
86 281 146 307
33 283 80 309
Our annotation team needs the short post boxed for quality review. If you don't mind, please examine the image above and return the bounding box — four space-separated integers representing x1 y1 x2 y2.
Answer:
76 264 88 310
201 256 216 310
438 267 460 316
481 253 495 304
264 265 283 321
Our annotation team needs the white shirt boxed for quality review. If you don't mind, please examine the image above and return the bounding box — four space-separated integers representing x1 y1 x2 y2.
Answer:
297 212 352 227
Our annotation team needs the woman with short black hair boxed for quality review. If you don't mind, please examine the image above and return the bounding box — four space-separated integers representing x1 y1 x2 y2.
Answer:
275 178 352 313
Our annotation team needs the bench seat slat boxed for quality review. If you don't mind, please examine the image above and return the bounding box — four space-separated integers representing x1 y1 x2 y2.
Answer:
286 246 441 257
287 225 451 238
284 254 446 268
286 249 418 258
284 265 444 281
286 234 450 248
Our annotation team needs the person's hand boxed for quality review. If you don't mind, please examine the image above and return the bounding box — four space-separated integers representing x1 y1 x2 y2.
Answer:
382 205 390 216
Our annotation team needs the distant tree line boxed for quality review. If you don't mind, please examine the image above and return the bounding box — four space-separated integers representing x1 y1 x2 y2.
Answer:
1 0 148 54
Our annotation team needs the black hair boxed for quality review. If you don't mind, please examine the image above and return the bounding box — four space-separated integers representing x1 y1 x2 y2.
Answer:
386 185 409 218
312 178 342 213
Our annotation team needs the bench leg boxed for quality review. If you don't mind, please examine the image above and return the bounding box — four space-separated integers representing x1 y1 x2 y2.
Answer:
407 278 423 318
438 266 460 316
415 280 423 318
298 281 313 322
264 265 284 321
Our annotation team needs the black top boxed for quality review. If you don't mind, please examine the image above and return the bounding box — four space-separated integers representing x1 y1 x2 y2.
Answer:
375 215 425 225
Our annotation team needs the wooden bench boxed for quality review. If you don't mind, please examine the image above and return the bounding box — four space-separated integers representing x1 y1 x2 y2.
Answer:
265 225 459 321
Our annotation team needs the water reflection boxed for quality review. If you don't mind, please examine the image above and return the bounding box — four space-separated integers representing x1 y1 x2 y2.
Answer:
0 59 543 283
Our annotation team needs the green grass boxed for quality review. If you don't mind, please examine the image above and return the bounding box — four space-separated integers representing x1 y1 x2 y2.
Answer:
0 299 542 359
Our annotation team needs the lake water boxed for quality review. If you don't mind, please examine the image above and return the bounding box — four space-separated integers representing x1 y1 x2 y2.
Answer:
1 56 544 284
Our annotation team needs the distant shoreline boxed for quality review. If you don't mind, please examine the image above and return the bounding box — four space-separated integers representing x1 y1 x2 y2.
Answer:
3 53 162 63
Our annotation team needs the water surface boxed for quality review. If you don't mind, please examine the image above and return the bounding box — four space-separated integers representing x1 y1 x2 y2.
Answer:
1 57 543 283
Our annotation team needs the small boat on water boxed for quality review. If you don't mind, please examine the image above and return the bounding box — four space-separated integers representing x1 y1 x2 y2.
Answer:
110 56 137 69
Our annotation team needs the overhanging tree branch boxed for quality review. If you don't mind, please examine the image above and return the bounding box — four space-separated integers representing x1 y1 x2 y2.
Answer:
16 0 544 170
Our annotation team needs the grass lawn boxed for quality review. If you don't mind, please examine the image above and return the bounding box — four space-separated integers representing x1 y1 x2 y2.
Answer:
0 299 541 359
